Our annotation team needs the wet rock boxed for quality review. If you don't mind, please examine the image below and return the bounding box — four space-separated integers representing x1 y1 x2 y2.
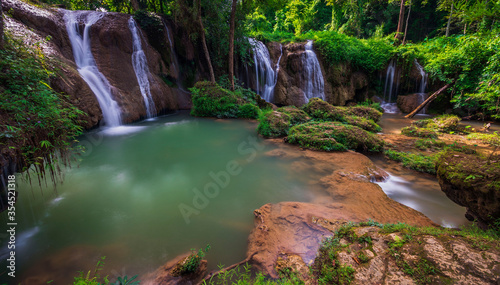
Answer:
151 253 208 285
397 93 427 113
436 150 500 228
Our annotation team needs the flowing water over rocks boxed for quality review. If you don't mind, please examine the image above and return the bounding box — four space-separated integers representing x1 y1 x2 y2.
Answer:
64 11 122 126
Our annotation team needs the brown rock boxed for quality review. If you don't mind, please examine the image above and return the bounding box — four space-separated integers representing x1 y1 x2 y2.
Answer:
149 253 208 285
397 93 427 113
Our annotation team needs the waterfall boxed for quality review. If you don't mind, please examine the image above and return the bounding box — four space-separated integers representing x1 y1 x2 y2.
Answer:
128 17 156 118
383 59 397 102
64 11 122 127
381 59 399 113
414 60 429 114
250 38 280 102
302 40 325 102
415 60 428 93
163 20 180 79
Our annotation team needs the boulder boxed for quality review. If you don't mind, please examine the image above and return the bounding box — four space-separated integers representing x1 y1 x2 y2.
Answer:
436 151 500 228
397 93 428 113
146 253 208 285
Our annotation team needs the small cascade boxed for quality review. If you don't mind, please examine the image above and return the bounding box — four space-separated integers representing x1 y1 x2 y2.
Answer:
381 59 399 113
415 60 428 114
250 38 279 102
128 17 156 118
64 11 122 127
415 60 428 93
383 59 397 102
302 40 325 102
163 20 180 80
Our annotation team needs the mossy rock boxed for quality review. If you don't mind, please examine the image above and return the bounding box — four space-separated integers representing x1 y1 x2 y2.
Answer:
401 126 438 139
436 150 500 227
257 111 291 138
344 115 382 133
190 81 259 118
301 98 346 121
412 115 461 133
286 121 384 152
302 98 383 125
346 106 383 122
277 106 311 125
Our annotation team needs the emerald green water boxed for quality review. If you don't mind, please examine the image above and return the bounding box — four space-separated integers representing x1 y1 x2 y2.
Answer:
0 112 316 284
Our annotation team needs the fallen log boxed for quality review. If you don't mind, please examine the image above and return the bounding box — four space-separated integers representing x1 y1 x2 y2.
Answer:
405 82 453 118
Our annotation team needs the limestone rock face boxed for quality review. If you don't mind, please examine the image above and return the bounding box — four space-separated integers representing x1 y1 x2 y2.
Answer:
3 0 181 127
436 151 500 228
268 42 369 107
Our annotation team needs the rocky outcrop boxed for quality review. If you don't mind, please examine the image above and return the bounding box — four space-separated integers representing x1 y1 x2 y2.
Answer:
240 41 369 107
2 0 185 127
144 253 208 285
244 142 435 278
397 93 427 113
436 151 500 228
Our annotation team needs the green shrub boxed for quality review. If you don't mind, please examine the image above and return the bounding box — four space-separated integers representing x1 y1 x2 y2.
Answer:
384 149 437 174
286 122 384 152
0 34 84 183
401 126 438 139
257 110 291 137
173 245 211 276
238 103 260 119
190 81 260 118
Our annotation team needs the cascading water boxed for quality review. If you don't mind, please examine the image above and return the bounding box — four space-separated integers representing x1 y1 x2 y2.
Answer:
302 40 325 102
415 60 428 94
250 38 279 102
128 17 156 118
415 60 428 114
64 11 122 127
381 59 399 113
163 20 180 80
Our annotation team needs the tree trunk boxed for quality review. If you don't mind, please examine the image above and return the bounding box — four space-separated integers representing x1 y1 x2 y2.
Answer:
197 0 215 82
0 0 4 50
131 0 140 11
228 0 237 91
446 3 454 37
402 0 411 44
395 0 405 40
405 83 453 118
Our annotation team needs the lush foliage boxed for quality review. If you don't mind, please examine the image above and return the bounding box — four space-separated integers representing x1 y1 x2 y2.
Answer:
0 34 84 184
190 81 260 119
72 257 139 285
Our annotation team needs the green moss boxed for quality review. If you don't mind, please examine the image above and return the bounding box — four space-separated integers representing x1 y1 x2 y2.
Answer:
401 126 439 139
301 98 346 121
414 139 447 150
286 122 384 152
466 132 500 147
257 110 291 138
312 236 356 285
346 106 383 122
277 106 311 125
343 116 382 133
436 150 500 192
411 115 461 133
301 98 383 126
384 149 437 174
190 81 260 118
